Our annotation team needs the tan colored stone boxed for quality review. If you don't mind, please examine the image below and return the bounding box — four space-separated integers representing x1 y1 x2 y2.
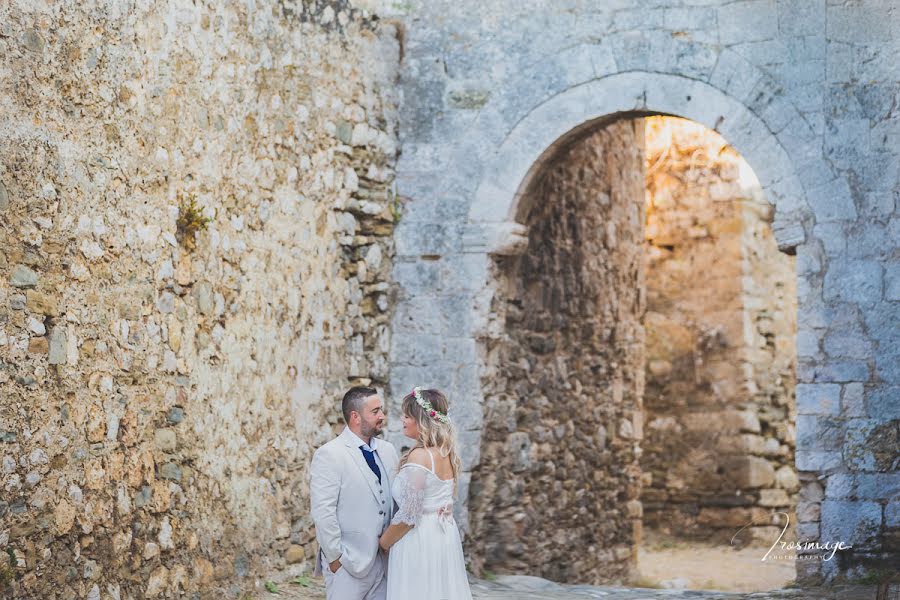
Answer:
112 530 132 553
175 255 192 285
729 456 775 488
54 500 76 534
170 564 188 593
145 565 169 597
85 405 106 443
83 459 106 490
25 290 59 316
154 428 177 452
143 542 160 560
106 451 125 481
758 488 790 507
193 558 214 585
774 465 800 492
27 336 49 354
149 479 171 513
284 545 305 564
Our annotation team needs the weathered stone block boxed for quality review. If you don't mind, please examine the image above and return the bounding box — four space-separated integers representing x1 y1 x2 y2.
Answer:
154 429 177 452
820 500 882 549
48 327 67 365
774 465 800 492
823 331 872 359
843 418 894 471
759 488 790 507
796 383 840 415
727 456 775 488
875 343 900 385
28 336 49 354
885 262 900 301
795 450 842 472
284 545 305 564
9 264 38 288
797 500 821 522
813 360 870 383
840 382 866 417
25 290 59 316
855 473 900 501
823 259 882 305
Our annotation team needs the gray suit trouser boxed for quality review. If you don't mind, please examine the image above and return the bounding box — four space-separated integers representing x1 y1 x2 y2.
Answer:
321 551 387 600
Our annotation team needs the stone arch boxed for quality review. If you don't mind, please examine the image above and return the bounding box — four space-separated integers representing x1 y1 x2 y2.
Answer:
466 71 810 253
457 72 804 581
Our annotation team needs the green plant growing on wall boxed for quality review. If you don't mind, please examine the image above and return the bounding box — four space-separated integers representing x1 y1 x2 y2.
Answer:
176 193 211 250
0 547 17 589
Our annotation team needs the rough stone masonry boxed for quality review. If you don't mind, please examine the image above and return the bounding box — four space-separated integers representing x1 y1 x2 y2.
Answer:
1 1 401 598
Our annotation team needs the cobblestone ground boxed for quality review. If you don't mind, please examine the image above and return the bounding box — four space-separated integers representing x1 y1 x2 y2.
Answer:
253 573 885 600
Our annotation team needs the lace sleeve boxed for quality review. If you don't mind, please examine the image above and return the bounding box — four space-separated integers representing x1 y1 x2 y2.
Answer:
391 466 428 526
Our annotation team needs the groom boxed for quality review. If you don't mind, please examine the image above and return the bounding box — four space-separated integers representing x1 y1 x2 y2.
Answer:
309 386 399 600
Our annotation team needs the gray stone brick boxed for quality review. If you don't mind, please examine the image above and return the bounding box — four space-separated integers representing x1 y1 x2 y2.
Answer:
719 0 778 44
796 383 840 415
820 500 882 550
885 262 900 301
855 473 900 502
778 0 826 37
875 342 900 385
796 450 842 471
813 360 870 383
840 383 866 417
823 330 873 359
813 223 847 256
842 419 880 471
389 333 443 366
824 119 870 167
809 177 857 222
862 302 900 343
392 260 441 295
825 473 856 499
827 2 894 43
796 329 821 359
709 48 762 102
867 386 900 419
887 502 900 528
823 259 882 305
394 222 463 257
846 223 893 260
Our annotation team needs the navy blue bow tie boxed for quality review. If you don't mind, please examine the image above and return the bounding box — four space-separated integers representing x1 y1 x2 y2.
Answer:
360 446 381 484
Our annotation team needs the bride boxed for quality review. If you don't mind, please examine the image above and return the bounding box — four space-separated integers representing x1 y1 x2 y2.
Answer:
378 387 473 600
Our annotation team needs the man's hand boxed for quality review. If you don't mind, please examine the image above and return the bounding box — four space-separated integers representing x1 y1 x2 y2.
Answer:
329 558 341 573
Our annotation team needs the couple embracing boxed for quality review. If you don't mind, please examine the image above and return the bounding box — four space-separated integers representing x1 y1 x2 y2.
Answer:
309 386 473 600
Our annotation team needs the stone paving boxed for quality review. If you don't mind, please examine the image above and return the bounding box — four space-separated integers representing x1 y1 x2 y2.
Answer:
255 573 884 600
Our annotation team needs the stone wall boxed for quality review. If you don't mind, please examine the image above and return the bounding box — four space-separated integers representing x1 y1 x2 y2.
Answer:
0 2 399 598
466 120 646 584
640 117 797 542
391 0 900 581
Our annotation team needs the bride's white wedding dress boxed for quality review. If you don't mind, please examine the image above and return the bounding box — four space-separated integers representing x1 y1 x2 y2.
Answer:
387 450 473 600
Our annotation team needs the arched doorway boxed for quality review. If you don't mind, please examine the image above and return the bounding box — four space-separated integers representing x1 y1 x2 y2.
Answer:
465 113 799 588
458 85 802 582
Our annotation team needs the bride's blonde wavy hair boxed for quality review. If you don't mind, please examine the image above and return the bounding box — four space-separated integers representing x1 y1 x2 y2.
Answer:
399 388 461 484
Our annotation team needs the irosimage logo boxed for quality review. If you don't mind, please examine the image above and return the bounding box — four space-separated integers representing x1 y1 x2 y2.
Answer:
731 511 853 562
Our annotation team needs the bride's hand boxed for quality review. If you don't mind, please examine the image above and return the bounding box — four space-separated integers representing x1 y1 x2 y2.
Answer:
379 535 390 552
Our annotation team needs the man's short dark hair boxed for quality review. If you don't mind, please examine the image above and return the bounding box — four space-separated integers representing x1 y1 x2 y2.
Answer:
342 386 377 423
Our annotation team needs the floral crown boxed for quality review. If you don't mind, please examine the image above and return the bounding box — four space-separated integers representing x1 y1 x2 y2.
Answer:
412 387 451 424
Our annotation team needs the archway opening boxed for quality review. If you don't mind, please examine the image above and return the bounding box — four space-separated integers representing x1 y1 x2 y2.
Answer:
466 115 798 592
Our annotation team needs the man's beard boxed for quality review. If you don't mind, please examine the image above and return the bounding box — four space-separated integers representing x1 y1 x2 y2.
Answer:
361 420 384 438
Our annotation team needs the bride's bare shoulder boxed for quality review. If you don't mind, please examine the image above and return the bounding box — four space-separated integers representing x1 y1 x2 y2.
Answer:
404 447 431 467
